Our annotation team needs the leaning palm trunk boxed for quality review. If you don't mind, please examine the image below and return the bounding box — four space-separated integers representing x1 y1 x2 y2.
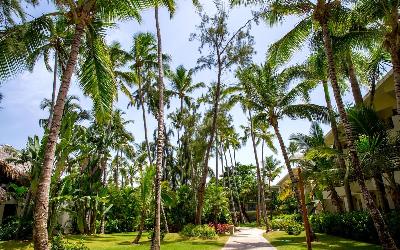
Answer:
248 110 268 230
328 183 343 213
151 5 164 250
33 23 85 250
319 17 398 249
271 119 313 248
322 80 354 211
346 52 363 106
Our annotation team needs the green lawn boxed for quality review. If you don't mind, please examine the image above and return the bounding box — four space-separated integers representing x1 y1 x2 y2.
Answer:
0 232 229 250
264 231 381 250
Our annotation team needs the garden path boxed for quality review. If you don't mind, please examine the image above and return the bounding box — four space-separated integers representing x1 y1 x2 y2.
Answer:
222 227 276 250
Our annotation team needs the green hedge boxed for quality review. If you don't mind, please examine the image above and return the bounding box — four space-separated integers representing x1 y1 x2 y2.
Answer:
180 224 217 239
310 210 400 245
271 214 303 235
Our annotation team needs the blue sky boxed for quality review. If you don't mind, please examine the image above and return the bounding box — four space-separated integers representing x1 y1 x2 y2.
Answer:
0 1 361 183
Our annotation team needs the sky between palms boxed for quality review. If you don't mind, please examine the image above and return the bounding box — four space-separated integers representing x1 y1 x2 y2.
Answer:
0 0 360 184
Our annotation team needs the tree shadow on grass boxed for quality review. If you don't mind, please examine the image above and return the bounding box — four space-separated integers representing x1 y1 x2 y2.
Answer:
0 240 32 249
268 232 381 250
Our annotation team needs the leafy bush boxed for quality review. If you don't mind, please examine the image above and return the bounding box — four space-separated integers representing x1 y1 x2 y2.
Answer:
181 224 217 239
310 210 400 245
51 235 88 250
270 214 303 233
203 184 231 224
208 223 232 234
285 223 303 235
0 216 32 241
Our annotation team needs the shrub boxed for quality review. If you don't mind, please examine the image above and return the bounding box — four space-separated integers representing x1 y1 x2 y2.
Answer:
310 210 400 245
181 224 217 239
208 223 231 234
0 216 32 241
270 214 303 233
51 235 88 250
285 223 303 235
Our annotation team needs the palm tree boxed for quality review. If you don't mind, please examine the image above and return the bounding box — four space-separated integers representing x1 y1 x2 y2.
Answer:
354 0 400 115
152 1 175 249
26 17 71 128
0 0 37 27
234 0 397 247
129 32 158 164
237 61 328 247
290 122 344 212
301 51 355 211
0 1 156 249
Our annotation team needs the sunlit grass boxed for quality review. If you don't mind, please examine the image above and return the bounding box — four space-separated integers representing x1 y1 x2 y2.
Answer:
264 231 381 250
0 232 229 250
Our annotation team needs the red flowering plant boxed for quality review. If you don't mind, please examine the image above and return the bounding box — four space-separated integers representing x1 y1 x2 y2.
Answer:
208 223 232 234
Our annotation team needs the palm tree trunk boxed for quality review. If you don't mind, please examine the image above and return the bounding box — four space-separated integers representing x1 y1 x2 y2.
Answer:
137 69 152 164
328 183 343 212
48 50 58 129
388 171 400 209
271 120 313 248
151 6 164 250
320 18 397 249
388 5 400 115
346 52 363 106
297 168 313 250
228 146 244 223
33 23 85 250
178 97 183 185
161 201 169 233
248 110 268 230
216 133 219 187
322 80 354 211
223 145 237 225
374 173 390 212
195 51 222 225
133 209 145 244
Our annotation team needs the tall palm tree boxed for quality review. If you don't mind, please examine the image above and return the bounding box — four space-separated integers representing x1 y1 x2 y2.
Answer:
301 51 355 211
0 1 156 249
232 0 397 247
237 61 328 247
26 17 71 128
168 65 204 183
354 0 400 115
152 1 175 249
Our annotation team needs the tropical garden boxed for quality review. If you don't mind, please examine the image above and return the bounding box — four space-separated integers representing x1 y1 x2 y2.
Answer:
0 0 399 250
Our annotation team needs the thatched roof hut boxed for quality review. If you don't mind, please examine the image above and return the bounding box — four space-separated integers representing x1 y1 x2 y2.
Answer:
0 145 30 201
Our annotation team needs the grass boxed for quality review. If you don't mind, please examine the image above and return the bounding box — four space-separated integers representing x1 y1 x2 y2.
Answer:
0 232 229 250
264 231 381 250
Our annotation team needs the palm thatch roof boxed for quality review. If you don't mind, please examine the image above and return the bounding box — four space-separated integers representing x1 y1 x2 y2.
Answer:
0 145 29 186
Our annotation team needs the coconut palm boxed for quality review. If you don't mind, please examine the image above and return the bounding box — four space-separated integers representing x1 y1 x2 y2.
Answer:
0 1 156 249
237 61 328 246
290 122 344 212
300 50 355 211
234 0 397 247
0 0 37 27
354 0 400 115
152 0 176 248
